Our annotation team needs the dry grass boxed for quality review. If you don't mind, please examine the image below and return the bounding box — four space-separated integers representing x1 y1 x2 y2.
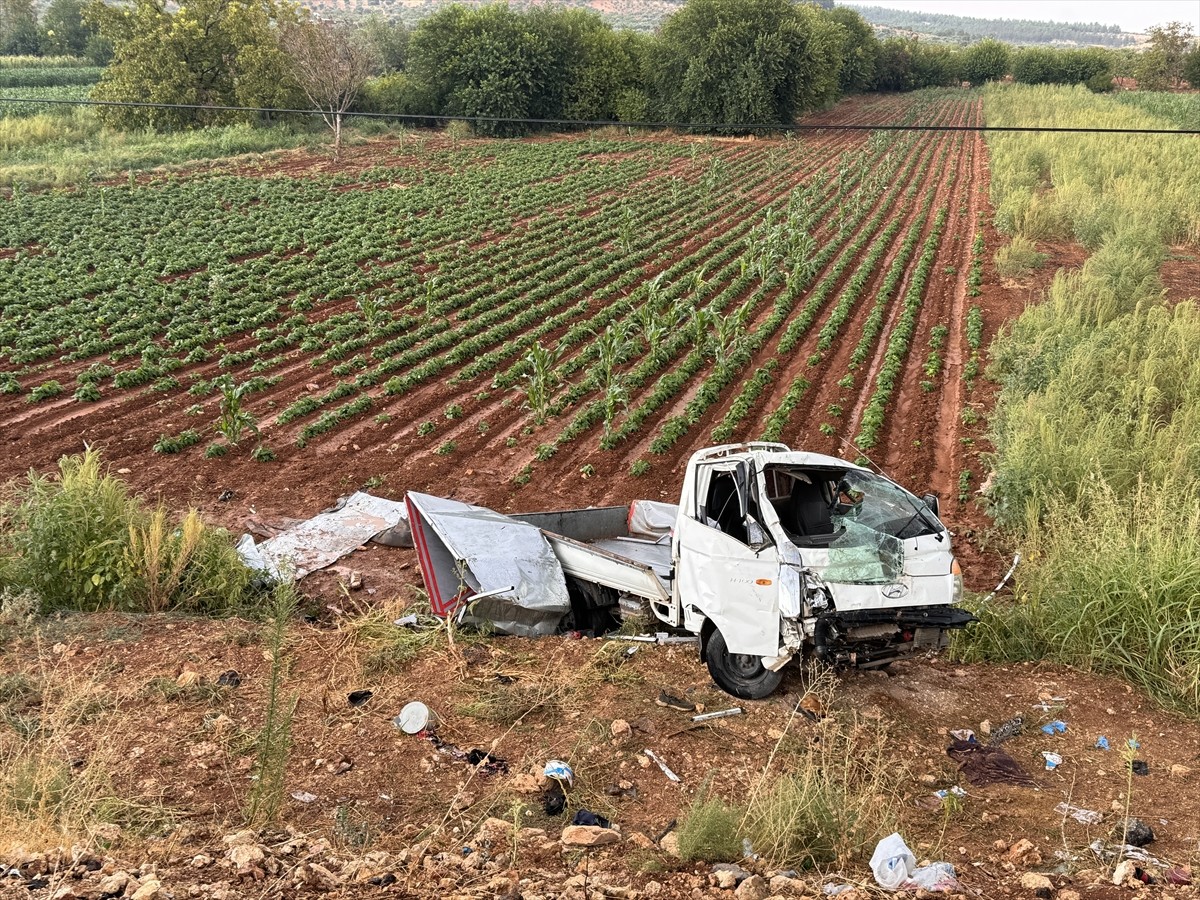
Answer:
0 640 175 850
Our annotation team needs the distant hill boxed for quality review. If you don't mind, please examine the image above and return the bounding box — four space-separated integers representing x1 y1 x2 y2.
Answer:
305 0 686 31
303 0 1140 47
842 3 1137 47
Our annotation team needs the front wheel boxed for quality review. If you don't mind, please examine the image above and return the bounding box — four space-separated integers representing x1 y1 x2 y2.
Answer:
705 628 784 699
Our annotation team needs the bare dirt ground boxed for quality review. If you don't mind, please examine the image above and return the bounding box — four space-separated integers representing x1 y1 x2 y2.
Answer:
2 603 1198 899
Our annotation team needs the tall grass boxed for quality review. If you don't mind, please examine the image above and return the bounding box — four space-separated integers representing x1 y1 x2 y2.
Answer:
0 56 95 69
959 479 1200 714
0 114 328 185
986 84 1200 247
0 449 253 614
960 83 1200 715
0 647 174 847
674 677 902 869
1112 91 1200 131
244 583 298 827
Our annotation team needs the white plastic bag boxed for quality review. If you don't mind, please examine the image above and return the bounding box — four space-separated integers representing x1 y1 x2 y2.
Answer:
870 833 915 891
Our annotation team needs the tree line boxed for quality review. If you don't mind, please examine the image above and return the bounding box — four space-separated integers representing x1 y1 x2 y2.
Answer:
849 4 1134 48
6 0 1199 138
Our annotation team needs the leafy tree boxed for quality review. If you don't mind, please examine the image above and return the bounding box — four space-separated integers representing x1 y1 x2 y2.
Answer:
1185 45 1200 89
561 20 649 120
960 38 1009 85
873 37 913 91
360 14 407 72
1012 47 1111 86
86 0 303 130
824 6 878 94
909 41 961 89
648 0 843 130
279 21 375 153
0 0 40 54
1136 22 1194 90
41 0 92 55
407 3 552 136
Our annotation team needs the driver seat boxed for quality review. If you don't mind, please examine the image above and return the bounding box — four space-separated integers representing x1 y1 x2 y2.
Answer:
788 479 839 545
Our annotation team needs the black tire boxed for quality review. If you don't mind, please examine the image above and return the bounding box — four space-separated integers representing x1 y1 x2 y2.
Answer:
705 628 784 700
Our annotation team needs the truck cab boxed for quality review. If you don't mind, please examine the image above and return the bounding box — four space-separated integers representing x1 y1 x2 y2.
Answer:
663 443 970 698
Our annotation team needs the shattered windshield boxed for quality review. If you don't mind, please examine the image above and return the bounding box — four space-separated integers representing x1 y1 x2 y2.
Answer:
764 465 942 584
835 470 942 541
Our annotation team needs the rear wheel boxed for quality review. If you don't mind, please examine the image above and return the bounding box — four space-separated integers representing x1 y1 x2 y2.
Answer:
705 628 784 699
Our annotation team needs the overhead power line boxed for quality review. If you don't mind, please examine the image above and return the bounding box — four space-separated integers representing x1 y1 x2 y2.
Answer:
1 95 1198 135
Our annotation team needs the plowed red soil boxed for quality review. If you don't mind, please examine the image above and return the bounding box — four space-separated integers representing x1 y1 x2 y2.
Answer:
4 94 1200 900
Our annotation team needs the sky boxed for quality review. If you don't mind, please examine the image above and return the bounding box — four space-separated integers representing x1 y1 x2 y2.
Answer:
841 1 1200 34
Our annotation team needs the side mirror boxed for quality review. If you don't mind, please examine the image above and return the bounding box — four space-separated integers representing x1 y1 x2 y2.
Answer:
922 492 940 518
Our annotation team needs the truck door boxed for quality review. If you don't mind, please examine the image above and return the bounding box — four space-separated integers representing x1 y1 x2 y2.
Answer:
676 463 780 657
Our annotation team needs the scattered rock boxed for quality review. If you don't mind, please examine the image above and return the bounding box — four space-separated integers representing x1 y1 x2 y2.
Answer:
711 863 750 889
477 818 515 846
1170 764 1191 780
296 862 340 890
769 874 806 894
451 792 476 811
224 832 267 879
97 872 131 895
734 874 768 900
190 855 213 869
130 878 162 900
1056 890 1082 900
1006 838 1041 867
561 826 620 848
610 719 632 739
175 670 202 688
1018 872 1052 898
1112 860 1138 886
644 881 663 896
509 773 544 794
628 832 656 850
659 832 681 858
712 870 739 890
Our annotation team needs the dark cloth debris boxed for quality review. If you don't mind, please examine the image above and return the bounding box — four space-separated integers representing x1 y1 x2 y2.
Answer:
1129 759 1149 776
544 780 566 816
655 690 697 712
347 689 373 707
606 782 638 799
466 748 510 774
421 732 509 775
1118 817 1155 847
216 670 242 688
947 738 1035 786
572 809 611 828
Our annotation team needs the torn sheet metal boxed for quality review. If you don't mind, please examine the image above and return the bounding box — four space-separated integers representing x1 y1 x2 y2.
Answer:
406 492 570 637
238 492 409 580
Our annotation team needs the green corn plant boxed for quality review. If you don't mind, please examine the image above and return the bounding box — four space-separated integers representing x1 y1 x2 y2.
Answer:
213 376 259 446
689 307 715 354
518 342 560 425
595 323 634 441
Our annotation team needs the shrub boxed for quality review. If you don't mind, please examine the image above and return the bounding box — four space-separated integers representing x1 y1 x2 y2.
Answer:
676 791 742 863
0 450 252 614
994 236 1048 279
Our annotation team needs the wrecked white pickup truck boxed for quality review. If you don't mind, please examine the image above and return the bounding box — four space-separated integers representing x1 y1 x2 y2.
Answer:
407 443 973 699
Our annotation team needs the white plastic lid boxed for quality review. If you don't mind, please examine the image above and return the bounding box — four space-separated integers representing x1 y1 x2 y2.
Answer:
396 701 432 734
